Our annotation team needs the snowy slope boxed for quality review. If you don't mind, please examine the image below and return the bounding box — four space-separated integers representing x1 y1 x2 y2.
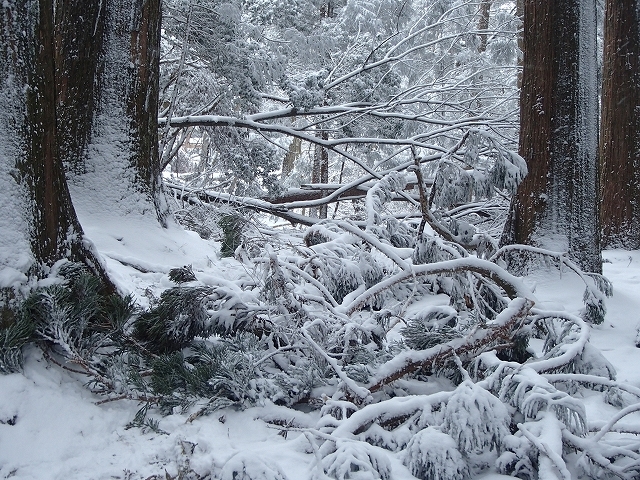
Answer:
1 219 640 480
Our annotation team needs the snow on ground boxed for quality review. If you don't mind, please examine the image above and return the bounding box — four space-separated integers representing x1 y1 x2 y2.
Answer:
2 219 640 479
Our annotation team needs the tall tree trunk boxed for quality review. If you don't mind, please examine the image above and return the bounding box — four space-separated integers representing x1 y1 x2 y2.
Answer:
477 0 492 53
599 0 640 249
0 0 86 274
501 0 601 273
312 131 329 219
68 0 167 226
1 0 161 295
54 0 105 174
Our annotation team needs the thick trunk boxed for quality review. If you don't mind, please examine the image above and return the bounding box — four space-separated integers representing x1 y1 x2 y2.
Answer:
69 0 167 226
599 0 640 249
54 0 105 174
128 0 163 206
1 0 161 291
502 0 600 273
0 0 85 273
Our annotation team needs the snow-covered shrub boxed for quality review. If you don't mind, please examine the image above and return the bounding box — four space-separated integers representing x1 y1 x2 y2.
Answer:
442 380 510 454
135 284 254 353
150 333 270 413
219 212 246 258
403 427 469 480
306 241 384 305
499 367 587 436
323 440 391 480
412 236 460 265
364 171 407 227
402 306 462 350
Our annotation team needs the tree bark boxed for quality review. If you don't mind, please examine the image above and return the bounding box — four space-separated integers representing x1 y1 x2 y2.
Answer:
599 0 640 249
0 0 162 291
502 0 601 273
477 0 492 53
0 0 85 272
68 0 167 226
54 0 105 174
312 130 329 219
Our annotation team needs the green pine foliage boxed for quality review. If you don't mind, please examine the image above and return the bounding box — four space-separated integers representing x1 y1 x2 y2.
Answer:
219 213 245 258
0 314 35 373
402 307 462 350
135 286 217 353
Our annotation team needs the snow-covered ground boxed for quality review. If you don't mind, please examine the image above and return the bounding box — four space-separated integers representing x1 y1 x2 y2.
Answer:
1 217 639 480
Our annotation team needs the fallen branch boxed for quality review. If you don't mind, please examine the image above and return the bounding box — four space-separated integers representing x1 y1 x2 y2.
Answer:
366 297 534 396
341 258 533 315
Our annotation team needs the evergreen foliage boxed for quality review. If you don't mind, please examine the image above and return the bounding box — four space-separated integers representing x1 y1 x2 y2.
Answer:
3 212 637 479
0 314 35 373
219 213 245 258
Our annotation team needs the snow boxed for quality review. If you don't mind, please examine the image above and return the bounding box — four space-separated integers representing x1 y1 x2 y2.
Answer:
2 216 640 479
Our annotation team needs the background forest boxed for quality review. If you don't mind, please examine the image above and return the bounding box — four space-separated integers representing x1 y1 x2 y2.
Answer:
2 0 640 479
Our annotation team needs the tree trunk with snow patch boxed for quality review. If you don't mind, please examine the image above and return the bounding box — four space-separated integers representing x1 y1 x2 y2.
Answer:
502 0 601 273
67 0 167 226
0 0 87 276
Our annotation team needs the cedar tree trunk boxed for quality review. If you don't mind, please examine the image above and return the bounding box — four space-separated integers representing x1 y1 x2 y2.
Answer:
502 0 601 273
599 0 640 249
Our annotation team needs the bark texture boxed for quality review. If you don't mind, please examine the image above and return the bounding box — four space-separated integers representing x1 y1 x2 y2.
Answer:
54 0 105 174
1 0 85 271
599 0 640 249
502 0 601 273
477 0 492 53
0 0 162 286
66 0 166 226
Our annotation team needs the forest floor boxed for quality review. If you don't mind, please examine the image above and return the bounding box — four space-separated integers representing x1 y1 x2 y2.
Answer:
1 214 639 480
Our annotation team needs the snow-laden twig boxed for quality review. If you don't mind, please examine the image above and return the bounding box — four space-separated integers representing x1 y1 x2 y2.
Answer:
593 402 640 442
543 373 640 398
518 413 572 480
529 308 590 372
563 429 639 480
332 220 411 272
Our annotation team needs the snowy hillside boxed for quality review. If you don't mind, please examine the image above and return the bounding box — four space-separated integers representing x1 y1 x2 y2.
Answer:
1 216 640 480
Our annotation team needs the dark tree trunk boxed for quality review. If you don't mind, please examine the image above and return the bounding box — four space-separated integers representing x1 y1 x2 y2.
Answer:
502 0 600 273
128 0 163 209
54 0 105 174
477 0 492 53
312 131 329 219
599 0 640 249
0 0 85 271
0 0 161 290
